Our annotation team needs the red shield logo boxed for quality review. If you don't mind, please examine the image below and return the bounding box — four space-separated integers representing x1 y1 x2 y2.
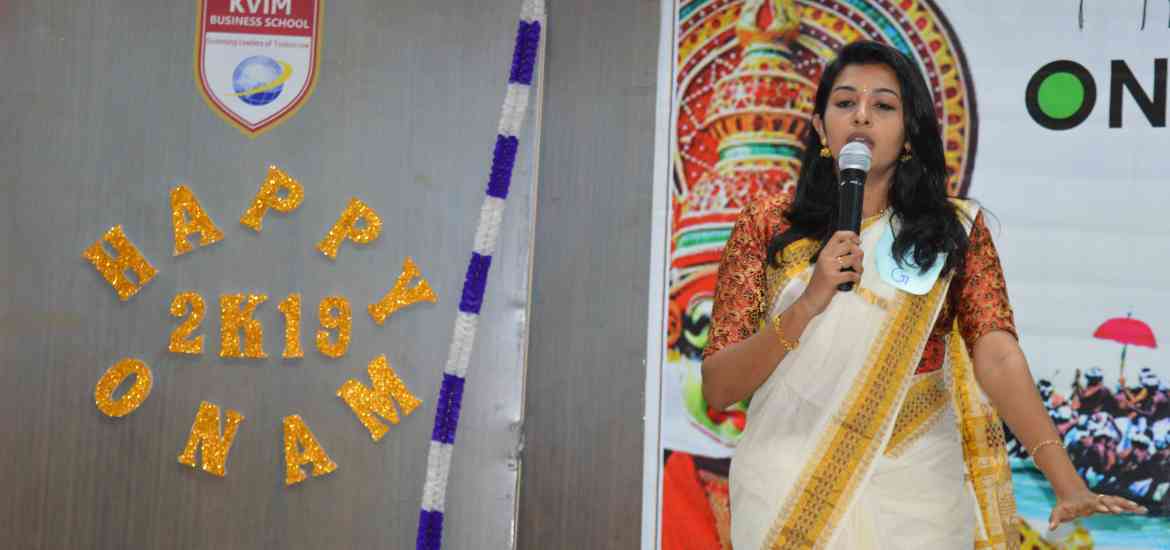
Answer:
194 0 323 137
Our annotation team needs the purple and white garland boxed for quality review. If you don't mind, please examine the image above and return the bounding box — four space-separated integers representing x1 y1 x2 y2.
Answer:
416 1 544 549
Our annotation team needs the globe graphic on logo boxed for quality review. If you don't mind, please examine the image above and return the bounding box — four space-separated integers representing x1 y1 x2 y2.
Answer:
232 56 288 106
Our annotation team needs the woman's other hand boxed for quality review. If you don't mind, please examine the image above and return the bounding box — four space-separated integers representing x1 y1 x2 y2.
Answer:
1048 489 1147 531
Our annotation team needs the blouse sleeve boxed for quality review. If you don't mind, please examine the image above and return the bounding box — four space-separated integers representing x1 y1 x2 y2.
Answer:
953 210 1019 353
702 200 769 361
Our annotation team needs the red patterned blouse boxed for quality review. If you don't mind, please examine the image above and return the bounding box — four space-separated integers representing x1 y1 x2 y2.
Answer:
702 193 1018 375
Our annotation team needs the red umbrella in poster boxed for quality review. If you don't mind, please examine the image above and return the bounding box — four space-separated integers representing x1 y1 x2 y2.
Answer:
1093 313 1158 378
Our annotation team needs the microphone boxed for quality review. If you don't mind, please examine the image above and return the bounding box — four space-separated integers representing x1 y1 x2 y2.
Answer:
835 141 871 292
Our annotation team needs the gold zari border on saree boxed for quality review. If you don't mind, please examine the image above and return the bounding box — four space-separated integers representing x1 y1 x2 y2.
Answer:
765 238 819 311
947 329 1021 550
883 370 948 458
764 277 950 549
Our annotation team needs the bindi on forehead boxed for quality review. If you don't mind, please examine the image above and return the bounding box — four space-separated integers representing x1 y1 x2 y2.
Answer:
833 65 901 97
831 84 900 98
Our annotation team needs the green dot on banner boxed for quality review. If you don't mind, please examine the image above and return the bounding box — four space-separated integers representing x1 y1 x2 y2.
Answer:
1037 72 1085 119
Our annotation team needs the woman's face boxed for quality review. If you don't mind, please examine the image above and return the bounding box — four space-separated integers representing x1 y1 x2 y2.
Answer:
813 63 906 174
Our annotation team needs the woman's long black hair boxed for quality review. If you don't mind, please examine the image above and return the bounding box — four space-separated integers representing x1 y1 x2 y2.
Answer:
767 41 971 276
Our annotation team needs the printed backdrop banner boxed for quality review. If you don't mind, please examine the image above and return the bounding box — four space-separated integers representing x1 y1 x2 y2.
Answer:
645 1 1170 548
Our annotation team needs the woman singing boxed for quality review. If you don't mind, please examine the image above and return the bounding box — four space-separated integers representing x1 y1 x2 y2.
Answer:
700 41 1147 549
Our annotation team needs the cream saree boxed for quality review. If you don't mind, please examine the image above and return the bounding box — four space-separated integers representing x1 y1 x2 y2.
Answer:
728 202 1018 550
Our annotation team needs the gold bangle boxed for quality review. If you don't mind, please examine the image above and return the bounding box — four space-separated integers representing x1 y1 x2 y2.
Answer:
770 312 799 352
1029 439 1062 457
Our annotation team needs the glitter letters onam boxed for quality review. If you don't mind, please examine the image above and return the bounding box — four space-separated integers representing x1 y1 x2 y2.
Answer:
368 256 438 325
177 401 245 477
170 184 224 256
82 225 158 301
220 293 268 358
336 355 422 441
240 165 305 232
283 414 337 486
94 358 153 418
316 198 382 260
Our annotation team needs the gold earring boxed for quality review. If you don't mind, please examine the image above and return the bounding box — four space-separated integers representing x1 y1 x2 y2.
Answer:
900 144 912 162
820 146 832 158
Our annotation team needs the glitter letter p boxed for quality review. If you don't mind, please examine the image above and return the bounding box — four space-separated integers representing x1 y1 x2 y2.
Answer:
240 165 305 232
316 198 382 260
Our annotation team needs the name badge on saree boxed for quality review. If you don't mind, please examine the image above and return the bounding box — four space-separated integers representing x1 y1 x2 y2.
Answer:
874 223 946 295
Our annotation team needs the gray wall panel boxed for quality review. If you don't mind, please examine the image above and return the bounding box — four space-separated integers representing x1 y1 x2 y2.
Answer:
518 1 660 548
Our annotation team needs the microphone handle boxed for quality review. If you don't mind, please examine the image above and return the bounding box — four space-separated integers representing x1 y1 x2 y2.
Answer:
836 169 866 292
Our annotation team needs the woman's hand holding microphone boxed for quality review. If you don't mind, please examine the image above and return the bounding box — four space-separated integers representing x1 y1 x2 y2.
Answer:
795 230 863 317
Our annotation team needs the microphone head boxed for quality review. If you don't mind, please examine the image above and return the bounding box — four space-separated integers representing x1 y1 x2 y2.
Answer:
837 141 872 172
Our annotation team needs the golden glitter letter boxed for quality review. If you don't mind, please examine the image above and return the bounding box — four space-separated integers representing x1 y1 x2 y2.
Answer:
93 358 153 417
368 256 438 325
283 414 337 486
336 355 422 441
81 225 158 301
315 198 382 260
220 293 268 358
278 293 304 359
168 291 205 354
177 401 245 477
240 165 305 232
315 296 351 358
170 184 224 256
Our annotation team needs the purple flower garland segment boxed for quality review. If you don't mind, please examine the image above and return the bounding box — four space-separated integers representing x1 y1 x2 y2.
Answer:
415 3 543 549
